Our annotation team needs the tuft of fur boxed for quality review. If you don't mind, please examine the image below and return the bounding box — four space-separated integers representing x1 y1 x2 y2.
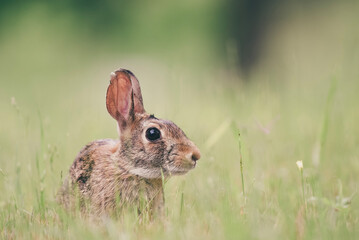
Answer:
58 69 201 217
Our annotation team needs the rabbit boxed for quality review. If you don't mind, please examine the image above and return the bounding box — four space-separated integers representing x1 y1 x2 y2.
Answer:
57 69 201 217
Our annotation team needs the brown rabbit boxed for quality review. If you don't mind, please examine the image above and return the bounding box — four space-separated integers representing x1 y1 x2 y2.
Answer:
58 69 201 217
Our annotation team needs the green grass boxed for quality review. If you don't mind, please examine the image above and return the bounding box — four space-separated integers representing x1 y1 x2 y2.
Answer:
1 2 359 240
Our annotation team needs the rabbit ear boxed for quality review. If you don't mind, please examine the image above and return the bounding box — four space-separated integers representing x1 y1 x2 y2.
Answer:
121 69 145 114
106 69 145 131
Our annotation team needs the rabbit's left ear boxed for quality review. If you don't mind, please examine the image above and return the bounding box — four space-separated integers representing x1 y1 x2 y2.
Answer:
106 69 145 131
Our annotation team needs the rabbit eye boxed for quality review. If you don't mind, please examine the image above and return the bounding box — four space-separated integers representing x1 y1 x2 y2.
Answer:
146 127 161 141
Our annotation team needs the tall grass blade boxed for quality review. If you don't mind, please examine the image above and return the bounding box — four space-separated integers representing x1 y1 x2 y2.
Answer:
238 132 245 199
180 192 184 217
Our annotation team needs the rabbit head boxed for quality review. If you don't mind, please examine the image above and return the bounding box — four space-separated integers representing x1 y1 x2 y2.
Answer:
106 69 201 179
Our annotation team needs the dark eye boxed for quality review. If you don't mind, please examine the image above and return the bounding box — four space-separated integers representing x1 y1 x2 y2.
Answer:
146 127 161 141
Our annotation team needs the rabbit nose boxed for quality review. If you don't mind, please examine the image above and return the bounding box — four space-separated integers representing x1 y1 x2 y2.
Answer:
191 149 201 161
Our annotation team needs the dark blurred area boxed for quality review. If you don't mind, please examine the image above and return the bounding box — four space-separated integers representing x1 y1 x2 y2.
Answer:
226 0 345 76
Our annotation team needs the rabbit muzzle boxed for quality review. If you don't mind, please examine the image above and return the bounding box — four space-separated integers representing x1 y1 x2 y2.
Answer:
164 143 201 175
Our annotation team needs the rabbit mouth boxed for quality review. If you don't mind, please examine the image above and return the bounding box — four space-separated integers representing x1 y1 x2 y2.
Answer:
170 169 190 175
164 163 195 176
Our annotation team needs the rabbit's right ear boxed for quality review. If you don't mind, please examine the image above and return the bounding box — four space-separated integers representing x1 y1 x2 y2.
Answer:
106 69 145 131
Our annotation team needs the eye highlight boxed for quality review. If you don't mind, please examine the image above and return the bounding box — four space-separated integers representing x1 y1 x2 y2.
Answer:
145 127 161 141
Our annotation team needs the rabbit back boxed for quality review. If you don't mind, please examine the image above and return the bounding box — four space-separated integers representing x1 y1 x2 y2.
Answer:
58 139 119 211
69 139 119 192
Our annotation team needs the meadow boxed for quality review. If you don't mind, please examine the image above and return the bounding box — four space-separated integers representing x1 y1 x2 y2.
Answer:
1 2 359 239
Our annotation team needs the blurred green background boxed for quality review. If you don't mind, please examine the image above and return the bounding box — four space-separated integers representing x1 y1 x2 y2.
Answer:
1 0 359 239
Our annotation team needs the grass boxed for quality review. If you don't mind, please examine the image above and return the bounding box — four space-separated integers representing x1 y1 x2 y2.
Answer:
1 2 359 240
237 132 245 199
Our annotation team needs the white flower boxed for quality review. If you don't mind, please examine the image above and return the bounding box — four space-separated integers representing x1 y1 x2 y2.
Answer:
296 160 303 170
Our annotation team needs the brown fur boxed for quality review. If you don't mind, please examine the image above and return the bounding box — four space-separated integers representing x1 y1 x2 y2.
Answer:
58 69 200 217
